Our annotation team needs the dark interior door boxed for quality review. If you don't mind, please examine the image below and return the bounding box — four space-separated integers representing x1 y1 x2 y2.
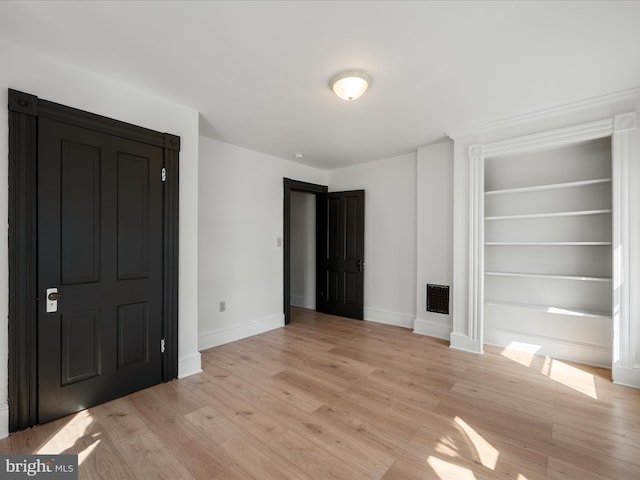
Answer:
317 190 365 319
37 118 164 423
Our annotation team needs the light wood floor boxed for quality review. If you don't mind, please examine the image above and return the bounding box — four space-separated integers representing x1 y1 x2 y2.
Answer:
1 307 639 479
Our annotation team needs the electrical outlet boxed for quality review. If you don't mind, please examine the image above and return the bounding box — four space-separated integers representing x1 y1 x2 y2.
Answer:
219 301 226 312
276 237 282 247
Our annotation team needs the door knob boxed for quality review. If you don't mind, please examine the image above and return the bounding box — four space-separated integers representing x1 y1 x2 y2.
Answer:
47 292 60 301
46 288 59 313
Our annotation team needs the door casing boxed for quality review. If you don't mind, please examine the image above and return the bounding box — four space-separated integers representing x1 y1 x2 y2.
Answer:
283 178 327 324
8 89 180 432
283 179 365 323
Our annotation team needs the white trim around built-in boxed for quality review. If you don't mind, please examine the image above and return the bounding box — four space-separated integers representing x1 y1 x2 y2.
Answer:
484 328 611 368
447 86 640 140
459 111 639 388
198 314 284 351
612 112 640 387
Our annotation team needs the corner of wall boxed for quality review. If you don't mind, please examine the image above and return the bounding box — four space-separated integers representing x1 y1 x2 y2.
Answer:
413 318 452 340
198 314 284 352
450 332 483 354
178 353 203 378
0 403 8 440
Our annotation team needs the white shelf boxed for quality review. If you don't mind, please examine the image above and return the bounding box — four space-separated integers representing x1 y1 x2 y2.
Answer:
485 209 612 221
482 136 613 366
485 271 611 282
484 299 610 319
485 242 612 246
485 178 611 196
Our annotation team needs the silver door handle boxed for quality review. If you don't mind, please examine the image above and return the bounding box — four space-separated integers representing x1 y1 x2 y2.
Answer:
46 287 59 312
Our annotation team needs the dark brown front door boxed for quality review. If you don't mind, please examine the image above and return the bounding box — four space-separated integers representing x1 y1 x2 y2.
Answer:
317 190 365 320
37 118 164 423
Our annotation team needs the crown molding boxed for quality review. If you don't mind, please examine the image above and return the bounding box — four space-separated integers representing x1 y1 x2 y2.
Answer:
447 86 640 140
483 118 613 158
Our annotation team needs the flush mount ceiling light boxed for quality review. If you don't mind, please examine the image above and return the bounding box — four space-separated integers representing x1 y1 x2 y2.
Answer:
329 69 372 101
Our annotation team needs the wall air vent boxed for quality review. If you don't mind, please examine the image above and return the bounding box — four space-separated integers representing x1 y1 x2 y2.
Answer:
427 284 449 315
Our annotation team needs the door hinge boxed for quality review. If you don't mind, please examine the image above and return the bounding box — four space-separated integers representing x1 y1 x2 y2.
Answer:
161 167 167 182
161 338 166 353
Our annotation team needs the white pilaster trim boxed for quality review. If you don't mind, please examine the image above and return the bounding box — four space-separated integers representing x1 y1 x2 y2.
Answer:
468 145 484 347
612 111 639 387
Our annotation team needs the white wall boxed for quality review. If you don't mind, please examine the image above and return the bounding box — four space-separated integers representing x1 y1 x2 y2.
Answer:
290 192 316 310
328 153 417 328
414 140 455 339
0 39 201 438
198 136 327 350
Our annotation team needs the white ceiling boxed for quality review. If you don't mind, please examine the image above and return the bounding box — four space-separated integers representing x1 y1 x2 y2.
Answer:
1 1 639 170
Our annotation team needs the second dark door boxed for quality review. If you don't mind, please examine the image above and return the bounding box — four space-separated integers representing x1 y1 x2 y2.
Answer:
37 118 165 423
317 190 365 319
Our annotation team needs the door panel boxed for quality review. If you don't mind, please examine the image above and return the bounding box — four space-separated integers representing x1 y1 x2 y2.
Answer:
38 118 164 424
117 302 149 368
61 310 101 386
117 153 149 279
60 141 102 285
317 190 365 319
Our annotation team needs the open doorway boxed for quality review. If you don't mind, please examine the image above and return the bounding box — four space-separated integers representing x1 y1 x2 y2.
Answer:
283 178 326 324
290 191 316 311
283 178 365 325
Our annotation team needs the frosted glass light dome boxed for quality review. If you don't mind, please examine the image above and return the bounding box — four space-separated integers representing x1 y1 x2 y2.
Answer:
329 70 372 101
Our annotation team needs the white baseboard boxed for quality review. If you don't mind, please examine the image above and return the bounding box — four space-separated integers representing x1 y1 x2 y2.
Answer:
484 328 611 368
413 318 452 340
613 364 640 389
363 307 413 329
198 313 284 351
290 294 315 310
450 332 484 354
0 403 8 440
178 351 202 378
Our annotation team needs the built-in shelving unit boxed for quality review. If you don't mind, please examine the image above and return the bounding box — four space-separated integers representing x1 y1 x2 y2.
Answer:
483 137 613 364
484 271 611 282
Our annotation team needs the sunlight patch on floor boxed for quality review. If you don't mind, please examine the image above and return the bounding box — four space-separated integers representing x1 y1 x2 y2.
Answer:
434 439 460 458
542 357 598 399
36 410 94 455
500 341 541 368
454 417 499 470
427 456 477 480
77 437 101 465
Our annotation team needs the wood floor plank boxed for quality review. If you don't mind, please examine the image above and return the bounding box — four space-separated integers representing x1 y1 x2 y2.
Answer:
126 388 235 480
546 456 615 480
185 405 315 480
194 354 394 479
2 306 640 479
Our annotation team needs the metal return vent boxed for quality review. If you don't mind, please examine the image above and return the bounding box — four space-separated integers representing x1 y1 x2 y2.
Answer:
427 284 449 315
